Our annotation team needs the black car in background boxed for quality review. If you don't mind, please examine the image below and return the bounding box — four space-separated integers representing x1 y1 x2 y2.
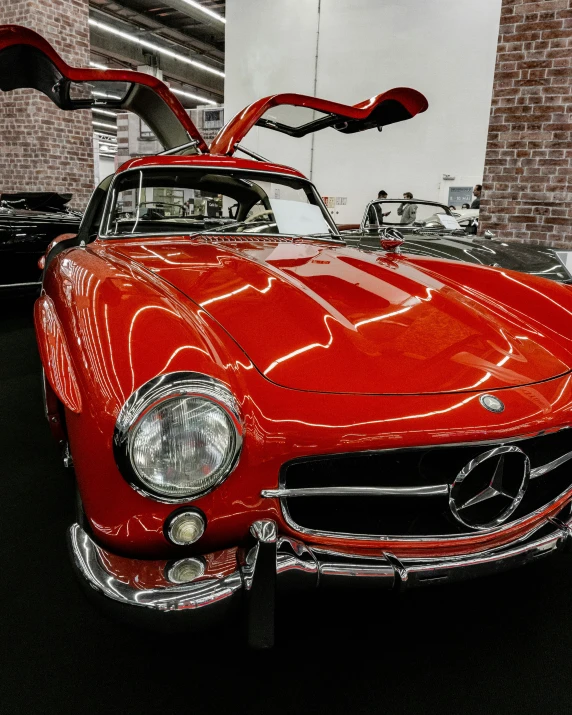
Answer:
341 199 572 284
0 192 81 291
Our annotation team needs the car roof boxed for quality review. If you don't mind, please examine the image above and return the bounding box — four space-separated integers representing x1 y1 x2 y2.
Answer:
116 154 307 180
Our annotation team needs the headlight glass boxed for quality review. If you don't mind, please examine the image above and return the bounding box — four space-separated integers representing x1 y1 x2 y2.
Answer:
129 396 238 498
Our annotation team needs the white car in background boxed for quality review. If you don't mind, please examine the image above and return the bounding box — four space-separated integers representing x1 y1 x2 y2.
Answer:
450 207 479 234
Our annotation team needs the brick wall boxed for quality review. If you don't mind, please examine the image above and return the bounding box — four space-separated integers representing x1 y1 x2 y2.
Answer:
0 0 94 209
480 0 571 248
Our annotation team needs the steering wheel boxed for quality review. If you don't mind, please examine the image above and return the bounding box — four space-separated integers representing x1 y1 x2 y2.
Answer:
245 209 275 223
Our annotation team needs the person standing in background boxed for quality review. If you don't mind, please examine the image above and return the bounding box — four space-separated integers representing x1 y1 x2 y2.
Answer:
368 189 392 225
397 192 417 224
471 185 482 209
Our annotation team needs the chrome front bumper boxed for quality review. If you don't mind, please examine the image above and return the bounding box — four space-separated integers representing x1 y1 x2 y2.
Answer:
68 517 572 644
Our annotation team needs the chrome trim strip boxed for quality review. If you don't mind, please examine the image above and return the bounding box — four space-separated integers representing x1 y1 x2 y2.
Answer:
0 281 41 288
265 442 572 504
262 485 449 498
359 198 452 232
531 449 572 479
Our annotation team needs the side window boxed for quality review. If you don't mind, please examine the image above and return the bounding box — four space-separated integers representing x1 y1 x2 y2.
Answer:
78 174 114 242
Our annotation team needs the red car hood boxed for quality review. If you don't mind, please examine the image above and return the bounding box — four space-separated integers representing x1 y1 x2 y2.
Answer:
105 238 572 395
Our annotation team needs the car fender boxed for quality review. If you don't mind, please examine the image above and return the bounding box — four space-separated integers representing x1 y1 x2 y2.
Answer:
34 293 82 413
40 243 255 554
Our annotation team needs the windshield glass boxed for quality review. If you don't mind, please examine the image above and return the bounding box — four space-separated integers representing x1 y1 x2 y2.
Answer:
365 201 453 228
103 168 337 238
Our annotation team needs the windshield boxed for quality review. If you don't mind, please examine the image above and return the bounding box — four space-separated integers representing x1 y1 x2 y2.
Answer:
103 168 337 238
365 201 455 228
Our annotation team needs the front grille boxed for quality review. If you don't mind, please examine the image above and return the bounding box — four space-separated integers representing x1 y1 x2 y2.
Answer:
281 429 572 538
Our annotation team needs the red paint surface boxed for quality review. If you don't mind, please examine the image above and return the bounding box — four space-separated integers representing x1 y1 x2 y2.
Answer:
37 232 572 562
209 89 429 156
13 23 572 567
34 295 82 413
116 153 307 178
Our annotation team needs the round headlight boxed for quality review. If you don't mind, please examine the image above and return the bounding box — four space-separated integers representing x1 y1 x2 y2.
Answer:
114 373 242 502
130 396 238 498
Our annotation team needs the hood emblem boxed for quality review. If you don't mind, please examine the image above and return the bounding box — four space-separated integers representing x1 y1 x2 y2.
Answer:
379 227 404 253
449 445 530 530
479 394 505 413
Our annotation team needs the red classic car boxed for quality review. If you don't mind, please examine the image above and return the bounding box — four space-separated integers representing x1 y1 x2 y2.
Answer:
3 25 572 648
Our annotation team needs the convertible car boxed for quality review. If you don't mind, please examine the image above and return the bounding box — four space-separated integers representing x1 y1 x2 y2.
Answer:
0 191 81 291
341 199 572 283
3 25 572 648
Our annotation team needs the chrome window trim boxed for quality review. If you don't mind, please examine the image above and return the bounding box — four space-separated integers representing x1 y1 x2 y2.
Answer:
359 198 453 233
100 165 341 240
113 371 243 504
271 426 572 543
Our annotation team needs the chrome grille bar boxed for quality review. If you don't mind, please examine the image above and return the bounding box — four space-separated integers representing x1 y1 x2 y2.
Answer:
261 449 572 500
530 450 572 479
261 485 449 498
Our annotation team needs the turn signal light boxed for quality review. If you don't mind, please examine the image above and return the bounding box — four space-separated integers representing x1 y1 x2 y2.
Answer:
166 510 206 546
167 557 205 584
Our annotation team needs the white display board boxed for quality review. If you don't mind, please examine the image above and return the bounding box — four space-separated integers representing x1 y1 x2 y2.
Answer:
269 198 331 235
437 214 462 231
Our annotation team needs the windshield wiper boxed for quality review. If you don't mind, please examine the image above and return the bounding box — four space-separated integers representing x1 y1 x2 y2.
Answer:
189 224 344 242
189 220 255 236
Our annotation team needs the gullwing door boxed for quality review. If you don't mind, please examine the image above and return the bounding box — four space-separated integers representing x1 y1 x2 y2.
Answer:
209 89 429 155
0 24 209 152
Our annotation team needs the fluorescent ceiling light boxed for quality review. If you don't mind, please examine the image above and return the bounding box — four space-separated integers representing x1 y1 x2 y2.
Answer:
89 60 108 70
92 108 117 117
92 120 117 130
89 18 225 78
179 0 226 24
171 87 217 106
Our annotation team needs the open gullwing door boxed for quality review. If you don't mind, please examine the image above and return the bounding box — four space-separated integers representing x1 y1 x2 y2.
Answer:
0 24 209 153
209 89 429 156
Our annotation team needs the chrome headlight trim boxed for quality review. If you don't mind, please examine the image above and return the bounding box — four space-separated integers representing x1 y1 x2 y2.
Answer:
114 372 243 503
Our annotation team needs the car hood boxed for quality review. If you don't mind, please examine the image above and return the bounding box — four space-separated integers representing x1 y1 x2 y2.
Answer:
106 237 572 395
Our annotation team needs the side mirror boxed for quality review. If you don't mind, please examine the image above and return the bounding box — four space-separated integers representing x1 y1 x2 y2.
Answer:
483 230 495 239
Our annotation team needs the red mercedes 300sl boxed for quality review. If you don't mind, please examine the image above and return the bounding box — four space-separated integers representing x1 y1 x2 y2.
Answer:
2 25 572 647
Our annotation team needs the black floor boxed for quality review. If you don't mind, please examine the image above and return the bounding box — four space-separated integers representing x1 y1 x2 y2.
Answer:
2 295 572 715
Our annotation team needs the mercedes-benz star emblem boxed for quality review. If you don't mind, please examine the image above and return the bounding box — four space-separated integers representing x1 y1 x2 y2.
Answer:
449 445 530 530
480 394 505 413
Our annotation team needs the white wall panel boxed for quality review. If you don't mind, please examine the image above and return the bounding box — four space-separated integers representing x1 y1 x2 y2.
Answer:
225 0 501 223
225 0 320 176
